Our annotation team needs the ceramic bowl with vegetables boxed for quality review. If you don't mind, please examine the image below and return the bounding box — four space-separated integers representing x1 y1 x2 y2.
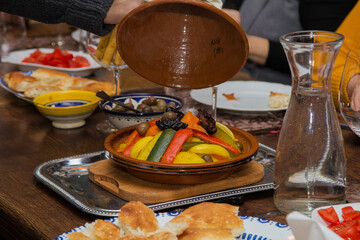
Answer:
99 93 183 129
104 109 259 184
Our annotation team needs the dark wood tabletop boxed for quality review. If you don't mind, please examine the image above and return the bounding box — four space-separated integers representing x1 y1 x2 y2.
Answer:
0 24 359 240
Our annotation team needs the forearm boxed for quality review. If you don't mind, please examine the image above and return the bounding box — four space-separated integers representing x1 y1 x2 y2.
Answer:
247 35 269 65
0 0 115 36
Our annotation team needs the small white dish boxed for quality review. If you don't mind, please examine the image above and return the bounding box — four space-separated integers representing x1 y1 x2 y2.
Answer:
312 202 360 226
2 48 101 77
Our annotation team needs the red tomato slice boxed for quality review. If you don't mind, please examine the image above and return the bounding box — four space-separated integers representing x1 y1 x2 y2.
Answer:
342 206 355 215
335 225 360 240
318 207 340 224
21 48 90 68
343 211 360 222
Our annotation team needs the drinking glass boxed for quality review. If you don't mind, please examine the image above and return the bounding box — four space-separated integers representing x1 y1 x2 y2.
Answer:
0 12 27 58
339 49 360 137
85 30 126 133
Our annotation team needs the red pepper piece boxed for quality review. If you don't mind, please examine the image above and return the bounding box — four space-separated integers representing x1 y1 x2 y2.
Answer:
193 131 241 155
123 135 142 156
318 206 340 224
161 129 193 163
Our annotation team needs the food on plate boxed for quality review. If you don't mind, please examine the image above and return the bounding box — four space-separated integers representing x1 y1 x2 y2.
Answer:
118 201 159 236
170 202 245 237
117 109 243 164
3 72 40 92
318 205 360 239
67 201 244 240
21 48 90 68
268 91 290 109
111 96 177 113
3 68 115 98
89 25 125 66
222 93 238 101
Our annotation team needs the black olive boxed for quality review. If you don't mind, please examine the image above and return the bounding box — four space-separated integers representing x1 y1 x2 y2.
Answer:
202 155 213 163
162 111 177 120
147 96 158 105
112 105 126 112
136 122 150 136
166 101 177 109
157 99 167 110
137 103 147 111
151 105 161 112
141 105 153 113
156 119 188 131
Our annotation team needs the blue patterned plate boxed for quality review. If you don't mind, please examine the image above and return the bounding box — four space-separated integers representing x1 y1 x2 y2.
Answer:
55 213 293 240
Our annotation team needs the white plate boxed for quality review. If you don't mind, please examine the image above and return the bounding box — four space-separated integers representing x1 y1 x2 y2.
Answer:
312 202 360 226
190 81 292 113
1 48 101 77
55 213 293 239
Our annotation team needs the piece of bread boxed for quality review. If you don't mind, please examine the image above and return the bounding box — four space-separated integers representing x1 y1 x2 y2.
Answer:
119 235 147 240
268 91 290 109
30 68 70 85
178 227 235 240
169 202 244 237
4 72 41 92
76 81 116 96
118 201 159 237
67 232 91 240
23 85 62 98
147 232 177 240
56 76 95 90
80 219 121 240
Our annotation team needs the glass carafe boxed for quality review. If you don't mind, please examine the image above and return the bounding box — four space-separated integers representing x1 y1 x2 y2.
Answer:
274 31 347 215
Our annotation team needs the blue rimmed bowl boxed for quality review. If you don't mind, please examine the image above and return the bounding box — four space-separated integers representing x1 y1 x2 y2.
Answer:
33 90 100 129
99 93 184 129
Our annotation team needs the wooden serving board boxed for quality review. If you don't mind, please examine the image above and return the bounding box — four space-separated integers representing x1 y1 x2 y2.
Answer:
88 159 264 204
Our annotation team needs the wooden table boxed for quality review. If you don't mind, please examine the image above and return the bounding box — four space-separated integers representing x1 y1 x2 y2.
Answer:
0 38 359 240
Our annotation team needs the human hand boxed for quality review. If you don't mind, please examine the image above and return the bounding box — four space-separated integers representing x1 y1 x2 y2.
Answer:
104 0 145 24
221 8 241 25
347 74 360 111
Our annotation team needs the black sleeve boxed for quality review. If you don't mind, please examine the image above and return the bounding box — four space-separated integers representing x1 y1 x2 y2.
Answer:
0 0 115 36
265 40 290 74
299 0 357 31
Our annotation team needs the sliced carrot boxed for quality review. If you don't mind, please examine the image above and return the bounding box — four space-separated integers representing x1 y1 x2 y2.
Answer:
181 111 196 124
117 129 138 152
186 122 207 134
148 117 161 126
145 125 161 136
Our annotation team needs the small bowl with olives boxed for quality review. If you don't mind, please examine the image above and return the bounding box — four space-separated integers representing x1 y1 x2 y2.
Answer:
99 93 184 130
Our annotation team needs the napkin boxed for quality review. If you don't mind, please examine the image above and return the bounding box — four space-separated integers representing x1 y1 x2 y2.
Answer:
286 211 342 240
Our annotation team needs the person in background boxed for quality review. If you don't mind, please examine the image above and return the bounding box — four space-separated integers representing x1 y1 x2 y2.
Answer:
329 0 360 111
222 0 357 86
0 0 144 36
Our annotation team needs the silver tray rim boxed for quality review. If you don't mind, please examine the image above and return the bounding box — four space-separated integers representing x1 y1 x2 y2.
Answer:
33 143 275 217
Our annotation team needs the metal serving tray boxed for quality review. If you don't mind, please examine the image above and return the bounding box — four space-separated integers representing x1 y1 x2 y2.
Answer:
34 143 276 217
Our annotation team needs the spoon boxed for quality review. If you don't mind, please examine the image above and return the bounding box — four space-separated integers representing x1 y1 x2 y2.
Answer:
96 90 142 113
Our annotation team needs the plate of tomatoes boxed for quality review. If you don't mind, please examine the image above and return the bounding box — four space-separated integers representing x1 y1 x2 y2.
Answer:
2 48 101 77
312 203 360 239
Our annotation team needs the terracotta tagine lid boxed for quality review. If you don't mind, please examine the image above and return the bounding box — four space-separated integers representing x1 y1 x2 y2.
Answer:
116 0 249 89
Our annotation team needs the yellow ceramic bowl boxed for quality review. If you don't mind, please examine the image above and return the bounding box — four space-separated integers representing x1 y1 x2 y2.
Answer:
33 90 100 129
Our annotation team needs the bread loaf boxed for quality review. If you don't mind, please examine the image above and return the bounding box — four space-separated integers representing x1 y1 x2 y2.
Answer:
2 68 116 97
